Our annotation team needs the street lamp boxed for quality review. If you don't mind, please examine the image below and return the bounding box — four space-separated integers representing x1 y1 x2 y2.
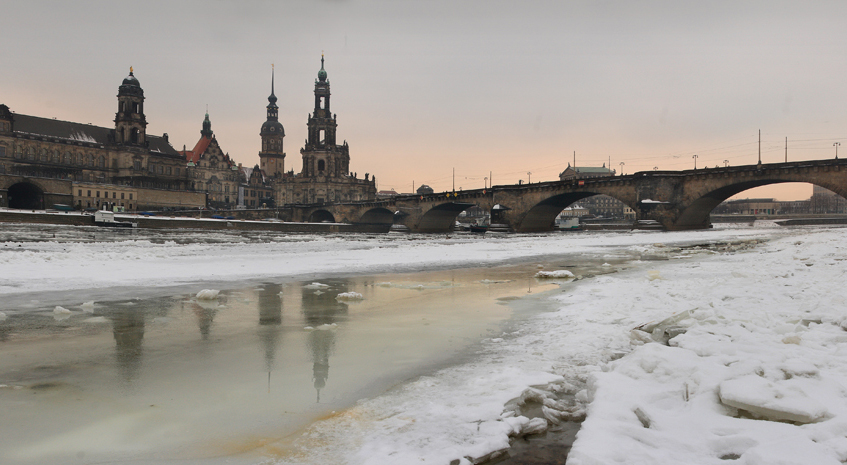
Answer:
835 142 841 160
527 172 532 184
723 160 729 167
692 154 698 170
619 162 625 175
484 177 488 189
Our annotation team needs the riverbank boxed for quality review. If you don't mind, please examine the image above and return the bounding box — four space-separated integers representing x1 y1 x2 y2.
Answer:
0 209 390 233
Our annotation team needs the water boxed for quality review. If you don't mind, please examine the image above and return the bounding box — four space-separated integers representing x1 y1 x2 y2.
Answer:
0 259 625 464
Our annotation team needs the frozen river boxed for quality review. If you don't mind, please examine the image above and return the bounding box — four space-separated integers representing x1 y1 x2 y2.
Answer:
1 223 842 464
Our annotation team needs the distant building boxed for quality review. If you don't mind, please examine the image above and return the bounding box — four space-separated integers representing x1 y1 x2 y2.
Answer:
810 185 847 214
377 189 399 198
559 163 615 181
416 184 434 195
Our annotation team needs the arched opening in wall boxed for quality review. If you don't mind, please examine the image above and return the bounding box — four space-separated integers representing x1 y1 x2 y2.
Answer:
319 130 325 144
130 128 139 144
521 192 634 232
320 96 325 109
680 182 846 228
318 159 326 172
8 182 44 209
308 210 335 223
416 202 478 233
359 208 394 224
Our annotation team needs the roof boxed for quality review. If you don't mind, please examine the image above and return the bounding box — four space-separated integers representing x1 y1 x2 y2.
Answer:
180 136 212 163
12 113 179 157
572 167 612 174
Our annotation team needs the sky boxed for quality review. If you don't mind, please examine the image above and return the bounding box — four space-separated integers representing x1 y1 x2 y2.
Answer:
3 0 847 200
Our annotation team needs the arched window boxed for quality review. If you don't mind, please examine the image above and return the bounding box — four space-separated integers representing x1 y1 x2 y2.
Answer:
318 159 325 171
130 128 139 144
98 156 105 168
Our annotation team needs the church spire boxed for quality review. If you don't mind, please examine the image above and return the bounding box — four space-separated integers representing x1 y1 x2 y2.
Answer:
201 110 212 138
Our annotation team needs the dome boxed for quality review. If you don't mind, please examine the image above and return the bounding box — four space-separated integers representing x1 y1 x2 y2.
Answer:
122 68 140 87
261 120 285 136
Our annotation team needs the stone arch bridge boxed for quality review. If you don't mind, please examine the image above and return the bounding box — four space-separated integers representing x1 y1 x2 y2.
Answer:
292 158 847 233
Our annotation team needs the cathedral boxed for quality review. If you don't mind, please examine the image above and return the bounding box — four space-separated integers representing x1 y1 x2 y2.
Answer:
258 56 376 205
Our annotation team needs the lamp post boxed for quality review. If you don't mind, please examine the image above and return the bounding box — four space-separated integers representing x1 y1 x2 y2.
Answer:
692 154 698 170
619 162 625 175
723 160 729 167
835 142 841 160
484 177 488 189
527 172 532 184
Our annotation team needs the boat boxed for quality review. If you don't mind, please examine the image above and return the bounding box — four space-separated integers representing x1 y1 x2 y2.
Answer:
469 224 488 234
94 210 137 228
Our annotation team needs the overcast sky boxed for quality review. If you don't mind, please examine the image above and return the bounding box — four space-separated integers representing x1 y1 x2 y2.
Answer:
3 0 847 199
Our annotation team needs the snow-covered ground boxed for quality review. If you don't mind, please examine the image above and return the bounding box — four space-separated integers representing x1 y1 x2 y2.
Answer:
2 223 844 464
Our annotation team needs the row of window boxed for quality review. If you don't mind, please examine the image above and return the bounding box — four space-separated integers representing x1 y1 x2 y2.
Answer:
1 144 109 168
78 189 133 200
147 163 179 176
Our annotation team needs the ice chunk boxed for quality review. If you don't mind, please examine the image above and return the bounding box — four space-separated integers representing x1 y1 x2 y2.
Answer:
82 316 108 324
521 417 548 435
195 289 220 300
304 282 330 289
719 375 828 424
534 270 575 279
53 306 71 314
647 270 661 280
0 312 6 321
80 301 95 313
335 292 364 301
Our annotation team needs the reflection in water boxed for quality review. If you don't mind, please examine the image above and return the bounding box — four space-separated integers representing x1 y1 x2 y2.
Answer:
192 300 218 340
258 284 284 391
110 307 146 383
302 280 349 402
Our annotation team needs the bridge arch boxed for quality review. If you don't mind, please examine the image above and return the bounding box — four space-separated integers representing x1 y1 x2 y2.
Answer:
517 192 636 232
416 202 477 233
308 209 336 223
675 178 847 229
7 182 45 209
358 207 395 225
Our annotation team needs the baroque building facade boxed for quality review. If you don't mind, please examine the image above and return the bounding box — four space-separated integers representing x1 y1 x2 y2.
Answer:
263 56 376 205
179 112 240 208
0 69 204 210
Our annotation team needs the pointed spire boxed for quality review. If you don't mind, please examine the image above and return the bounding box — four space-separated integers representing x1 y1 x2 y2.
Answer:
268 64 278 105
201 110 212 138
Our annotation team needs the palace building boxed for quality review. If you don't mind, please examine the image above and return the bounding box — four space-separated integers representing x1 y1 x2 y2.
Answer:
0 69 204 210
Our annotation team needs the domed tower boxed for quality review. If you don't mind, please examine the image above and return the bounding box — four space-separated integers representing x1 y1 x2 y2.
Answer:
300 54 348 179
114 67 147 146
259 66 285 178
201 111 213 138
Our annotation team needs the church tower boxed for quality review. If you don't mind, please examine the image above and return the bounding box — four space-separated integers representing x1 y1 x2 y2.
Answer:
114 67 147 146
259 66 285 178
300 54 349 178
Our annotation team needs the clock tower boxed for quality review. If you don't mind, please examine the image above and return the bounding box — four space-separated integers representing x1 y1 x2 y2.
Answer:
259 66 285 178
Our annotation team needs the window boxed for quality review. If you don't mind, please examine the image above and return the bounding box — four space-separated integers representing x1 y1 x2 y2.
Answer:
121 193 125 200
129 194 133 200
87 190 91 197
78 190 82 197
133 159 141 170
0 146 6 157
318 159 325 171
149 163 155 172
96 191 100 198
158 165 163 174
113 192 116 199
166 167 172 175
98 156 105 168
175 168 180 176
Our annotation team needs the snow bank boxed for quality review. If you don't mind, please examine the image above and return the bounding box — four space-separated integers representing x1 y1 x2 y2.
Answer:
568 229 847 465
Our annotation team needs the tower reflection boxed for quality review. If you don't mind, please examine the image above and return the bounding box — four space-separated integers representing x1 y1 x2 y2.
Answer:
301 280 349 402
257 283 283 391
110 307 146 383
